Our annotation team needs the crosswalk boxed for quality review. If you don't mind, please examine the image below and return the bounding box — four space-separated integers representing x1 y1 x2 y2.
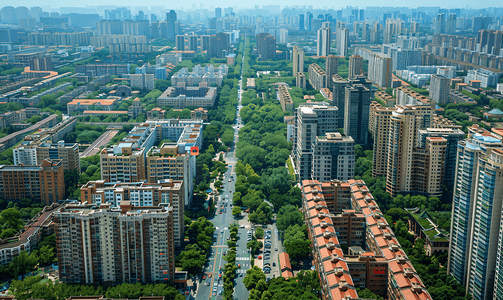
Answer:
236 257 250 261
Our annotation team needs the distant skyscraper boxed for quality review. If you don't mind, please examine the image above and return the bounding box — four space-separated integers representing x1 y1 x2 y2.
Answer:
166 10 177 41
338 28 349 57
176 35 185 51
299 14 305 30
344 84 371 144
349 55 364 79
215 7 222 18
325 55 339 89
434 13 445 34
188 35 198 52
256 33 276 61
317 22 331 56
307 12 313 31
429 74 450 104
150 14 157 23
292 46 304 76
446 13 457 33
279 29 288 44
359 9 364 21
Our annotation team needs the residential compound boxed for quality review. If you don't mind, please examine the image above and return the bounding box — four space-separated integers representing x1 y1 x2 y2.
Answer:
277 84 294 112
54 203 175 284
301 179 432 300
369 99 464 198
14 141 80 172
448 125 503 300
171 64 228 87
100 119 202 206
80 180 185 246
157 83 217 109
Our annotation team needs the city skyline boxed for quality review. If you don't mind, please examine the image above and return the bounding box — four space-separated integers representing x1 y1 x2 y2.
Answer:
0 2 501 12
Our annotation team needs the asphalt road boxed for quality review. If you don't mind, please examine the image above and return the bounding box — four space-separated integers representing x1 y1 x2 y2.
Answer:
194 39 248 300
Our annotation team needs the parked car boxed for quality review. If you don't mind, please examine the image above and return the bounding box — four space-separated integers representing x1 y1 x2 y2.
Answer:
272 262 276 266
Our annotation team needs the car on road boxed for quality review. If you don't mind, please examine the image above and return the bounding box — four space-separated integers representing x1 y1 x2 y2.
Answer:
273 262 276 266
240 225 245 228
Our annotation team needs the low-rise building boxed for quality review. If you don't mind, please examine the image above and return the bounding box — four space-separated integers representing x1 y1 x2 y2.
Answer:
67 99 119 115
157 83 217 109
407 208 449 256
128 98 146 118
191 107 208 121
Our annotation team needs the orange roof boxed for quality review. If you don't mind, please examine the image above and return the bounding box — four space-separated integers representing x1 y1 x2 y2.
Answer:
329 285 358 300
281 270 293 278
375 236 388 248
394 273 411 288
83 110 127 114
314 226 335 237
68 99 117 105
279 252 292 271
366 216 377 226
370 226 383 237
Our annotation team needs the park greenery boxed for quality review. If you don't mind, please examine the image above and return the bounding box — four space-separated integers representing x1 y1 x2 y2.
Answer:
177 217 215 276
244 267 321 300
10 276 185 300
222 224 239 300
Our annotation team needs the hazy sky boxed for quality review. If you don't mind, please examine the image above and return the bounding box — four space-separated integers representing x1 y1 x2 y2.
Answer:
1 0 503 11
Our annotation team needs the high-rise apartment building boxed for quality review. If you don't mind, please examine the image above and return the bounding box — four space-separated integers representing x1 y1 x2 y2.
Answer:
293 105 338 181
55 203 175 284
369 102 395 177
344 84 371 144
80 180 185 247
308 63 327 90
338 28 349 57
0 158 65 205
332 75 372 129
448 125 503 300
208 32 229 58
348 55 363 79
434 13 446 34
356 48 393 88
14 141 80 173
100 147 146 183
256 33 276 61
298 14 305 30
188 35 198 52
279 29 288 44
429 74 450 104
325 55 338 89
176 35 185 51
311 132 355 181
292 46 304 76
166 10 177 41
146 143 194 205
317 22 331 57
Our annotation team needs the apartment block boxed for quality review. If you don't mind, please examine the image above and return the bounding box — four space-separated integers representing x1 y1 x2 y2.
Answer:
386 106 447 197
350 180 433 299
325 55 339 89
292 46 304 76
429 74 451 104
75 64 129 77
55 203 175 284
277 84 294 112
345 253 389 297
369 102 395 177
308 63 327 90
296 72 306 89
301 182 359 299
344 84 371 144
348 55 364 79
330 209 366 248
317 22 332 57
332 75 372 129
356 48 393 88
256 33 276 61
0 159 65 205
395 86 435 107
293 105 338 181
146 143 195 207
80 180 184 247
448 125 503 300
311 132 355 182
171 64 228 87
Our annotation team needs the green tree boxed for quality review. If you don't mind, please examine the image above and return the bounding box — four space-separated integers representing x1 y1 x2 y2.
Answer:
254 227 264 239
232 206 242 217
276 204 303 232
243 266 266 290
